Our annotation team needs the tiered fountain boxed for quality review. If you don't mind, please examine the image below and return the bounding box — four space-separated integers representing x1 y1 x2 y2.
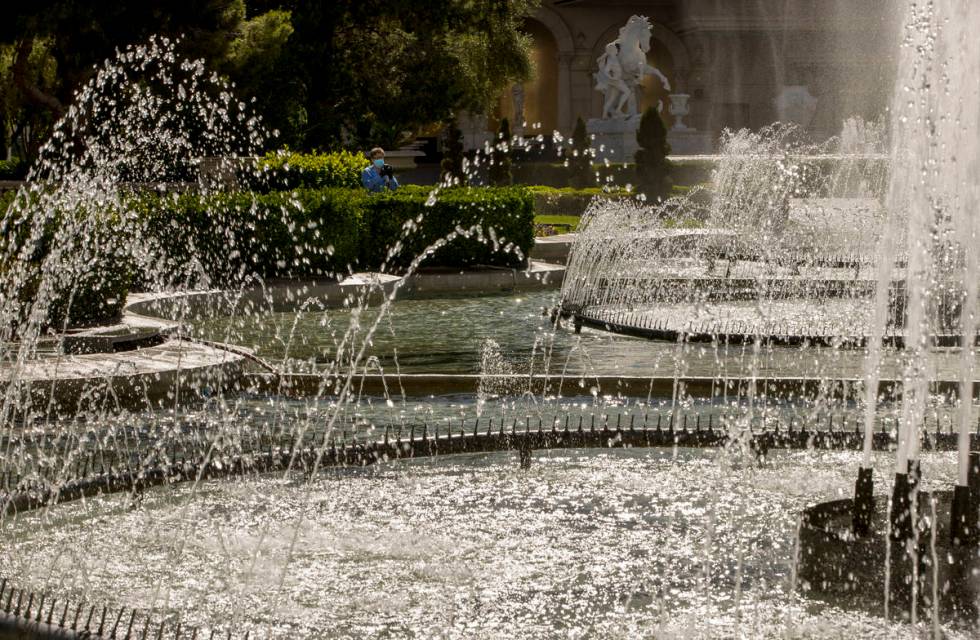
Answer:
0 2 978 639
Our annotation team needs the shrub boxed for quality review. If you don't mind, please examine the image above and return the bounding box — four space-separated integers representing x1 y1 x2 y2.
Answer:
0 159 28 180
137 188 365 284
0 193 132 329
46 256 131 328
488 118 513 186
527 186 630 217
136 185 534 283
361 186 534 270
635 107 672 200
513 161 635 189
440 121 467 186
567 117 594 188
0 189 16 212
670 157 717 187
255 149 366 190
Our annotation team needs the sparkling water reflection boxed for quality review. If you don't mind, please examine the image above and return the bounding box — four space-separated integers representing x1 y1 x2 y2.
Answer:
1 448 968 638
192 291 980 381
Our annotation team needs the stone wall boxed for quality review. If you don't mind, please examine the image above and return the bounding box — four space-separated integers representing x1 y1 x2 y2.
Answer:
482 0 896 151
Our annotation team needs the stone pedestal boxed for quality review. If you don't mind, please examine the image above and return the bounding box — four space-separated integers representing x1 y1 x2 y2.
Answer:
667 129 714 155
385 141 425 170
586 116 640 163
458 111 493 152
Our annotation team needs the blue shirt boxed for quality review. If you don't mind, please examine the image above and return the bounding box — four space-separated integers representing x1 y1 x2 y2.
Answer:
361 165 398 192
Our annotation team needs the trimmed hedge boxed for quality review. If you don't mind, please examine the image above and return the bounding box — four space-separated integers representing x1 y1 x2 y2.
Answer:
1 184 535 329
0 159 28 180
1 190 132 329
362 186 533 269
513 162 643 189
255 150 366 190
138 185 534 282
138 189 363 281
528 186 629 217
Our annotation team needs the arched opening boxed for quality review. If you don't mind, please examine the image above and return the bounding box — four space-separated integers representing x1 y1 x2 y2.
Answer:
495 19 559 133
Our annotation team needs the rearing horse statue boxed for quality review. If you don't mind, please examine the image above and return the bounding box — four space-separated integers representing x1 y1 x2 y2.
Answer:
595 15 671 119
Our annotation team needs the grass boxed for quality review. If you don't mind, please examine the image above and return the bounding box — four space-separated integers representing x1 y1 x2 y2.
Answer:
534 214 581 236
534 214 581 228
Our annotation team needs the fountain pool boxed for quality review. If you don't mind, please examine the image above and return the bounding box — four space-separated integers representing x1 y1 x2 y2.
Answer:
2 1 980 637
2 447 969 639
191 291 980 382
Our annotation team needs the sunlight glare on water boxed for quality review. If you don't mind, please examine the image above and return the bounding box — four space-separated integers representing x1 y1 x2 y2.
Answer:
1 448 967 639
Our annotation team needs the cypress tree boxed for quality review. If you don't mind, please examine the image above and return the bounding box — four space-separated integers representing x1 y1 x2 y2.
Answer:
567 116 593 188
440 119 466 185
488 117 513 186
635 107 672 201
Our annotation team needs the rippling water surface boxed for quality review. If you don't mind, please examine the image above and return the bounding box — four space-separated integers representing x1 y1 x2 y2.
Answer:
1 448 968 638
191 291 980 381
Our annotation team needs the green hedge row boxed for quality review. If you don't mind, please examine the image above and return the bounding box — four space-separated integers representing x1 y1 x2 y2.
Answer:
0 159 28 181
2 184 534 327
253 150 366 190
1 189 131 329
527 186 629 217
139 185 534 283
512 160 714 190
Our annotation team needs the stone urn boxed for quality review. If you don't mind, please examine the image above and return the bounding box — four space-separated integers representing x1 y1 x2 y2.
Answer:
668 94 691 131
774 85 818 128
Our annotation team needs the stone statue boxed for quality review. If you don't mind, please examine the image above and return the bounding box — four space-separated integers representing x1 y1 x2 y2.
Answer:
594 15 670 119
511 83 525 133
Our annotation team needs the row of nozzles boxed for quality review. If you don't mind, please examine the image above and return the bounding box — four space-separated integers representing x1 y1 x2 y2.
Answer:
0 574 250 640
2 410 979 637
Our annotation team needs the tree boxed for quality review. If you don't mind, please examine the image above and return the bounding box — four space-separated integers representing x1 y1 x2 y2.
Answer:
0 39 57 163
440 120 466 186
272 0 537 150
221 10 297 142
0 1 539 159
567 116 593 188
488 117 512 186
635 107 672 201
0 1 261 163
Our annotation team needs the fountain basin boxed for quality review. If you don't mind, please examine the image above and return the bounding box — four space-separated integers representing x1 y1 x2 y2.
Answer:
799 493 980 624
3 448 969 639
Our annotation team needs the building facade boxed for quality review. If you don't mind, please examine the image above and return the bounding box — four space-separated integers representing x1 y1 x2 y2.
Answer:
475 0 897 152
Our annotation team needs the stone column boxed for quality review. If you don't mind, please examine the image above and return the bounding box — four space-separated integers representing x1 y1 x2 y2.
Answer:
557 53 574 134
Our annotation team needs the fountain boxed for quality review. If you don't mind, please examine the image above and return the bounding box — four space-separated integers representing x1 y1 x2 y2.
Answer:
0 2 979 638
799 0 980 624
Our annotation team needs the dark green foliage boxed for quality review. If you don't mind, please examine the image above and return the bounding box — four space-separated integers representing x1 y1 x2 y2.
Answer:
567 117 593 188
46 261 131 328
2 184 535 330
0 192 133 329
0 189 15 211
635 107 672 201
527 186 629 217
277 1 537 150
440 121 467 186
0 159 27 180
138 185 533 283
1 2 252 161
3 2 538 157
488 118 513 187
361 186 533 270
138 189 365 283
255 149 366 191
512 161 634 188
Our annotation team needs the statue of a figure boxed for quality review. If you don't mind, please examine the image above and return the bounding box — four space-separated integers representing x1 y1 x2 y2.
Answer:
594 15 671 119
511 83 525 131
